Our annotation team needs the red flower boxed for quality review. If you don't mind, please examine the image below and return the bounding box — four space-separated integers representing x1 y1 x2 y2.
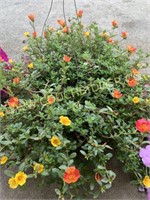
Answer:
95 172 102 182
63 55 71 62
13 77 20 84
63 26 69 33
63 166 80 184
28 13 35 22
113 89 123 99
127 77 137 87
121 31 128 39
127 45 136 53
47 96 55 105
76 10 83 18
136 118 150 133
8 97 19 108
57 19 66 27
32 31 37 38
112 20 118 28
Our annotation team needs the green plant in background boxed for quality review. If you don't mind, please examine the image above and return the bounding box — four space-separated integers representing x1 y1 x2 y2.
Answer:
0 7 150 200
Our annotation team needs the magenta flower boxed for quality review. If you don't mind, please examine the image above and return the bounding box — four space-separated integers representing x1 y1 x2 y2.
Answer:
0 47 8 62
139 145 150 167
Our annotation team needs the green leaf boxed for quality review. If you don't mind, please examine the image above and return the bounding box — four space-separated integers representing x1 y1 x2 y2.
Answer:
85 101 96 110
0 141 12 145
41 171 49 176
27 174 34 178
90 182 95 190
55 188 61 196
52 168 60 174
93 190 100 199
4 170 14 177
69 153 77 159
105 183 112 189
19 162 25 171
80 150 86 156
68 159 74 166
59 165 67 170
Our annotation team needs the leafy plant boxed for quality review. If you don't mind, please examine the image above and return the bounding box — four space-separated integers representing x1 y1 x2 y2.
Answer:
0 9 150 199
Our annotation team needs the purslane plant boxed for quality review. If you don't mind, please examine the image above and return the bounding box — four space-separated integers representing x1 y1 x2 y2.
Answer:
0 10 150 199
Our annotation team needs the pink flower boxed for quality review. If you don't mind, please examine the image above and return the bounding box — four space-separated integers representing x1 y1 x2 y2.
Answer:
139 145 150 167
0 47 8 62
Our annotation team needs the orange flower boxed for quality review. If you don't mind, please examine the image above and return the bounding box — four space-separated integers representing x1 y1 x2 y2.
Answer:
113 89 123 99
8 97 19 108
127 77 137 87
28 13 35 22
127 45 136 53
63 55 71 62
76 10 83 18
107 38 114 44
63 166 80 184
44 31 47 38
95 172 102 182
57 19 66 27
49 27 54 31
132 68 139 75
121 31 128 39
32 31 37 38
63 26 69 33
47 96 55 105
112 20 118 28
13 77 20 84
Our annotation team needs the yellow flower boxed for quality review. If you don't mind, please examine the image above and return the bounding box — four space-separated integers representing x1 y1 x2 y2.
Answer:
132 97 140 104
137 63 141 67
0 156 8 164
51 136 61 147
59 116 71 126
28 63 34 69
84 32 90 37
0 111 5 117
9 59 13 63
23 46 28 51
24 32 29 37
15 172 28 186
8 177 18 189
101 32 108 38
143 176 150 188
33 163 44 173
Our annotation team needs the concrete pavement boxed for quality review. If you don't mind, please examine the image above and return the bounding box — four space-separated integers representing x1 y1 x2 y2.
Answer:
0 0 150 199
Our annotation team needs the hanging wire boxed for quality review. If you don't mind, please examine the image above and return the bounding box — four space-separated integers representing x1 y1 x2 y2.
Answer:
73 0 78 16
41 0 54 36
63 0 67 24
